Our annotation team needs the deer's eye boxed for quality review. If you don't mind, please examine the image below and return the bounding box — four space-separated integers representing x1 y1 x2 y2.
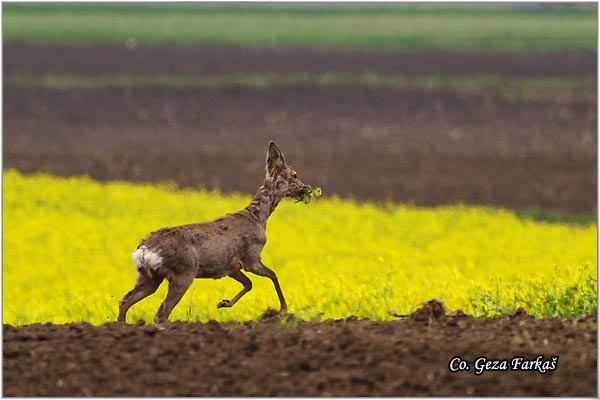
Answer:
292 173 298 179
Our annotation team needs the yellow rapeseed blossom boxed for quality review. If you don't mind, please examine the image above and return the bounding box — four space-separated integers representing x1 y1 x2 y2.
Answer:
3 170 596 325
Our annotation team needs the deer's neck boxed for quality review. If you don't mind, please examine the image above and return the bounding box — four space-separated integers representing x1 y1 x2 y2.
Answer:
244 181 283 226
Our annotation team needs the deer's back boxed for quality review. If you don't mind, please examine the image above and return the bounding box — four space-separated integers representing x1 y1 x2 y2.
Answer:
136 212 266 278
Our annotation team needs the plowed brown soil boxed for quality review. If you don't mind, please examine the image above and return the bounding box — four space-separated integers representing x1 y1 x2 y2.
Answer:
3 45 597 214
3 306 597 397
4 43 597 77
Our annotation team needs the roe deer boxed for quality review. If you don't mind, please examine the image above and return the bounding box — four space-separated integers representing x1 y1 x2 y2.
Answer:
118 142 309 324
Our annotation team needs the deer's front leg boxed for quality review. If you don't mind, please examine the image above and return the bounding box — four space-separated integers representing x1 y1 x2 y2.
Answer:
217 269 253 309
246 261 287 313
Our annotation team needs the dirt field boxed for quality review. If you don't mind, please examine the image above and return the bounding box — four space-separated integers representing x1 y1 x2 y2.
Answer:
3 304 597 397
4 43 597 77
3 44 597 396
3 44 597 214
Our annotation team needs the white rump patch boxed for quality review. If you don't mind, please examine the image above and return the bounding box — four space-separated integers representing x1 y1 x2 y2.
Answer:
132 246 163 274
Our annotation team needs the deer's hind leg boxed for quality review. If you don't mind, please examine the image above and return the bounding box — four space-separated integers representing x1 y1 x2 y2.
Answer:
118 273 163 323
217 269 253 309
154 272 195 324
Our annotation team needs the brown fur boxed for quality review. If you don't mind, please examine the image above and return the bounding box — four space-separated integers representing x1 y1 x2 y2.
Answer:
142 259 152 278
118 142 307 324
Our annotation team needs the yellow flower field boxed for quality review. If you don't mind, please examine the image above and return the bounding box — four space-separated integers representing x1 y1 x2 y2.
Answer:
3 170 596 325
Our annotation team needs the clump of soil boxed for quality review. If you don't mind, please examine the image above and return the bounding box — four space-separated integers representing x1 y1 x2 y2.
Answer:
409 299 447 322
392 298 447 323
258 307 286 320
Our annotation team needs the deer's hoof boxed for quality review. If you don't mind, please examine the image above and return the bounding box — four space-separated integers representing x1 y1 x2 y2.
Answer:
217 299 231 308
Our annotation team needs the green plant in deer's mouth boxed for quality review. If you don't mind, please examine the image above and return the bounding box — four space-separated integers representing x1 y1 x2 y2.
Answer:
294 186 322 204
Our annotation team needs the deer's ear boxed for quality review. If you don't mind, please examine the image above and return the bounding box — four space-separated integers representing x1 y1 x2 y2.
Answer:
266 141 286 173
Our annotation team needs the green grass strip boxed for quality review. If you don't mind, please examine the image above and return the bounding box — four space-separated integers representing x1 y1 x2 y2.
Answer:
3 3 597 50
6 73 596 101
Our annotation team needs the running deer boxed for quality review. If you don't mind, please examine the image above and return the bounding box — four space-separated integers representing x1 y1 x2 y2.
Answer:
118 142 309 324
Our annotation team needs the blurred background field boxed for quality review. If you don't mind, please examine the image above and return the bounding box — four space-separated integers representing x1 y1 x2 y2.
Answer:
3 2 597 324
3 2 596 49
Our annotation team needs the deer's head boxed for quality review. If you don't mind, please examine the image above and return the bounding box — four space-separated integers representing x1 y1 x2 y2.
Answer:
265 141 307 198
